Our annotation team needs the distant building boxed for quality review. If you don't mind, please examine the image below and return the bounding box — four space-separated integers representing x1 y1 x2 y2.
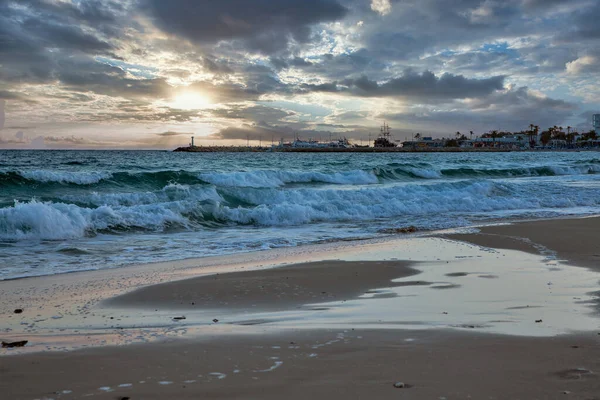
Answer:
593 114 600 132
461 134 530 149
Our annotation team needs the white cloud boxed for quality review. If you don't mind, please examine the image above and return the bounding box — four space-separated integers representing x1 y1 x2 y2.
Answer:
371 0 392 16
465 1 495 23
565 55 599 75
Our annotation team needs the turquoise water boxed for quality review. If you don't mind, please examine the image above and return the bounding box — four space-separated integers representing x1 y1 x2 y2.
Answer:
1 150 600 279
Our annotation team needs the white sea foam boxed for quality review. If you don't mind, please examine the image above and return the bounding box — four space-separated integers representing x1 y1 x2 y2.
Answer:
62 185 220 207
199 169 378 188
2 178 599 241
3 151 600 280
0 199 193 240
548 165 600 175
18 170 112 185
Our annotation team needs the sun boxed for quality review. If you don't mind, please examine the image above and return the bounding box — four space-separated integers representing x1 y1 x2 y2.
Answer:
170 92 211 110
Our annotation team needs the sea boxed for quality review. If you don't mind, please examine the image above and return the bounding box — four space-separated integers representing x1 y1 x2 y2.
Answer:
1 150 600 280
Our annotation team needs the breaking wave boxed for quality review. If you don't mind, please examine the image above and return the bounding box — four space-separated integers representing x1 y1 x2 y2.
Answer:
3 162 600 190
3 150 600 280
198 169 379 188
1 178 598 241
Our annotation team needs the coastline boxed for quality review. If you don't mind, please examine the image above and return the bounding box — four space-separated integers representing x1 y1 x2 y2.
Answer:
446 216 600 272
2 217 600 399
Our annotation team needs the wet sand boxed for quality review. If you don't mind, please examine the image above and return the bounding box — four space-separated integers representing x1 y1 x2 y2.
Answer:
105 260 420 311
3 329 600 400
3 217 600 399
447 216 600 271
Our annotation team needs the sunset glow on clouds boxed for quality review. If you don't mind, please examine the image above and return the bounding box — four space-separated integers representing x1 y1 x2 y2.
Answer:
0 0 599 148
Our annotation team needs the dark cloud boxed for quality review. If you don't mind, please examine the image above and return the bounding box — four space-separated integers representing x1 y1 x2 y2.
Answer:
210 105 293 122
211 124 277 141
144 0 347 54
293 50 385 81
557 1 600 41
0 0 597 146
270 56 314 70
0 0 125 84
21 18 112 52
0 91 22 100
381 86 577 134
156 131 192 137
78 108 201 123
201 57 234 75
575 110 599 131
57 59 172 99
211 122 342 142
468 85 575 112
302 70 505 101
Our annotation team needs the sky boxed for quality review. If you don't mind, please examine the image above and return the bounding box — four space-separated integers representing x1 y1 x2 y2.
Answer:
0 0 599 149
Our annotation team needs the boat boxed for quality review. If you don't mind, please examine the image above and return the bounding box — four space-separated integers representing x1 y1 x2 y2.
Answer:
373 122 397 147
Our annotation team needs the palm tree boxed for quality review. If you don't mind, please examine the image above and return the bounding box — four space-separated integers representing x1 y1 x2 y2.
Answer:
414 133 421 140
540 130 552 146
528 124 536 148
490 130 499 146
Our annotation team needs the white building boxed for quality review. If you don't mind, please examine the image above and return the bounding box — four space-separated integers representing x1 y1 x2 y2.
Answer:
593 114 600 132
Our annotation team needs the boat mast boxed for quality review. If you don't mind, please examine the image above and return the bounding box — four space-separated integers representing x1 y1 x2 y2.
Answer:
381 122 391 140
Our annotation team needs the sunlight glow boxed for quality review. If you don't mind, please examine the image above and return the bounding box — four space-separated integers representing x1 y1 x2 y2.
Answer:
170 92 211 110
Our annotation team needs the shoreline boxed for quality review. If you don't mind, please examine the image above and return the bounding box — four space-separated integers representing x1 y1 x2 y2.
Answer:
3 213 598 283
446 215 600 272
3 216 600 398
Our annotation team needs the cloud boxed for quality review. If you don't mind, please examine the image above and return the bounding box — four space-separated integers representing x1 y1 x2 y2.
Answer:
210 121 346 143
558 1 600 41
302 70 506 101
210 125 275 141
371 0 392 16
156 131 192 137
565 56 599 75
0 0 598 147
144 0 347 54
0 0 126 85
0 100 4 129
406 85 575 133
0 91 26 100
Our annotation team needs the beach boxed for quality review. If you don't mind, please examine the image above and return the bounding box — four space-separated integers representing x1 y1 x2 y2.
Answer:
3 216 600 399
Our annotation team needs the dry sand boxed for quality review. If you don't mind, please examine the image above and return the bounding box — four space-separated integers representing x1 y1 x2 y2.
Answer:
3 217 600 399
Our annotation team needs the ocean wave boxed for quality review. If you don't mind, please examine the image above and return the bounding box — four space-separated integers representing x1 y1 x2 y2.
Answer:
198 169 379 188
0 199 196 240
0 170 113 186
18 170 113 185
62 184 221 208
2 179 598 240
0 169 204 188
3 162 599 192
374 164 600 181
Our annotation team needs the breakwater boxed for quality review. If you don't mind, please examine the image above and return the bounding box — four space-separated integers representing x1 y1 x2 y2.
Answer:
173 146 511 153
